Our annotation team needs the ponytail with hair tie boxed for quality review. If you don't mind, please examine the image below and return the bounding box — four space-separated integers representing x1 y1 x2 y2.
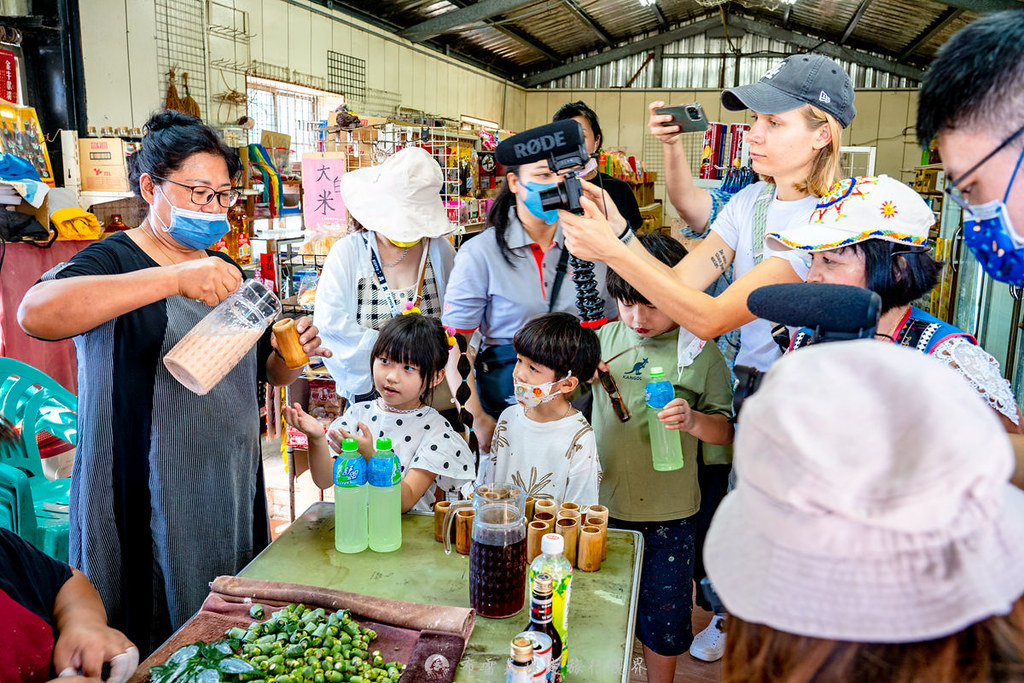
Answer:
453 333 480 466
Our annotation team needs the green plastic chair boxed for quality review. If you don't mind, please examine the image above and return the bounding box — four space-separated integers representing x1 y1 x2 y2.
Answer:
0 358 74 560
0 462 37 546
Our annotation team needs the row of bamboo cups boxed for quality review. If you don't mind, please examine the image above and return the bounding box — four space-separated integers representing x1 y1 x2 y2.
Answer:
431 498 609 572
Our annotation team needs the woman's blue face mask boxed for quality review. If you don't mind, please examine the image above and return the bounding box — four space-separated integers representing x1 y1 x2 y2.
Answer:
520 181 560 225
153 186 230 250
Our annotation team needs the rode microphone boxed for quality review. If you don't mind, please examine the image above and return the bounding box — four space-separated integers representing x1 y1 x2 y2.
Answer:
495 120 588 171
747 283 882 341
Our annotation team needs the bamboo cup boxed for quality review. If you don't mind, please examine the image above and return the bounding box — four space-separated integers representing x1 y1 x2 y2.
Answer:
272 318 309 369
584 504 608 525
455 509 474 555
534 498 556 516
527 520 548 563
534 511 556 533
559 501 580 515
556 517 579 566
525 497 536 522
433 501 451 543
578 525 602 571
586 516 608 560
557 509 582 525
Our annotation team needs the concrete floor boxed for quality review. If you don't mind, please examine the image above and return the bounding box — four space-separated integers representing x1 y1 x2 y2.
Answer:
260 435 723 682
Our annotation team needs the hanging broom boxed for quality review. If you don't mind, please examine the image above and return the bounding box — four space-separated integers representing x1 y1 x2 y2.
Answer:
165 67 182 112
180 72 202 119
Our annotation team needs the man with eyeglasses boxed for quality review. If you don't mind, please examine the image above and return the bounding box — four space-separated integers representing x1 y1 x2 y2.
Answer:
918 9 1024 489
917 8 1024 287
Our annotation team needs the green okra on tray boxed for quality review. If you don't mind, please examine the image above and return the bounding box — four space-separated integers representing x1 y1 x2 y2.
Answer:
149 602 405 683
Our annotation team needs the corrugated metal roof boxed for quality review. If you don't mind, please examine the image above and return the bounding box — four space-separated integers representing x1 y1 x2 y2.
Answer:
550 28 916 89
331 0 984 83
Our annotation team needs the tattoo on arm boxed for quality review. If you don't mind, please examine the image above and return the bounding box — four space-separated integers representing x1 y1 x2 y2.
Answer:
710 249 728 273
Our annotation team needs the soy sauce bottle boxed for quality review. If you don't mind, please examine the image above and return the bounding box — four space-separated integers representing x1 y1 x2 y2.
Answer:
524 573 562 682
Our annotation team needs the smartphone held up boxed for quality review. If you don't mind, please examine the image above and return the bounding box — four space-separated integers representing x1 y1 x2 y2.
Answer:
655 103 709 133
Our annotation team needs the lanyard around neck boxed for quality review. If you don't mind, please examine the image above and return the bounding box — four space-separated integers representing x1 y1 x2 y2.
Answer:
366 234 429 316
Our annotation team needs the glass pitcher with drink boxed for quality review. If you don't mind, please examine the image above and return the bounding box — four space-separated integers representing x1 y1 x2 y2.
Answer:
444 483 527 618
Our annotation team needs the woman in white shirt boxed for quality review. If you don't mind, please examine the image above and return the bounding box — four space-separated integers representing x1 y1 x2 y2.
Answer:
560 54 857 372
315 147 456 404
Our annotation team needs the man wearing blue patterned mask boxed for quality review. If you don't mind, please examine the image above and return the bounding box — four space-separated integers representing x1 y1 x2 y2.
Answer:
918 9 1024 286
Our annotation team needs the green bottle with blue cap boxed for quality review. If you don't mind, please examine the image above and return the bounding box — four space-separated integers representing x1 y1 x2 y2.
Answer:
334 437 368 553
368 437 402 552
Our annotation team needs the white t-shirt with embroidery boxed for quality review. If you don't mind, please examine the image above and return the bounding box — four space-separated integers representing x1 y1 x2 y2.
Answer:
711 181 818 371
331 400 476 512
477 403 601 506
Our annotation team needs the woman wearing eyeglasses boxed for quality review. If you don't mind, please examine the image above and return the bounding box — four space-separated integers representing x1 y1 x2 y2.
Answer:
17 110 329 655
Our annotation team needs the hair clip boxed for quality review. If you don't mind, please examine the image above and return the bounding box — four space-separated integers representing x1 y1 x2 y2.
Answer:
444 325 458 348
401 303 421 316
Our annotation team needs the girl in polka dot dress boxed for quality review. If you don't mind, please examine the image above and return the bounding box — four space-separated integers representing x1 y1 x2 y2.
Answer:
285 312 477 512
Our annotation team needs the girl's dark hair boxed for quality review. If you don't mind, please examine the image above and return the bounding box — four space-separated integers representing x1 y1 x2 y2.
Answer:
487 166 523 266
127 110 243 195
723 598 1024 683
513 312 600 383
371 314 479 459
552 101 603 149
840 240 943 312
372 313 449 405
607 233 687 306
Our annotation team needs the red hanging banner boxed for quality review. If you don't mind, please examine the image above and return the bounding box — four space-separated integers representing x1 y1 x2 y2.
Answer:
0 49 18 104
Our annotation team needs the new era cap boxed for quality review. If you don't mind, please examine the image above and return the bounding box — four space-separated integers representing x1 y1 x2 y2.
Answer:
722 54 856 128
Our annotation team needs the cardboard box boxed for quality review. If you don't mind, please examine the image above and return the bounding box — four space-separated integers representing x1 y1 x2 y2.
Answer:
913 168 944 194
79 138 129 192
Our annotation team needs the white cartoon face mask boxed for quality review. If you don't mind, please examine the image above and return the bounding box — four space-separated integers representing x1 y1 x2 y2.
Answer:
514 372 572 408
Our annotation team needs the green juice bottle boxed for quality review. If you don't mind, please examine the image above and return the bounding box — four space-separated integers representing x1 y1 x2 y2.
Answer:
367 437 402 552
529 533 573 676
333 438 368 554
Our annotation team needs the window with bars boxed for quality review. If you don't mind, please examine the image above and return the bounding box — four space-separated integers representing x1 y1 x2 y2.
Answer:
246 76 345 166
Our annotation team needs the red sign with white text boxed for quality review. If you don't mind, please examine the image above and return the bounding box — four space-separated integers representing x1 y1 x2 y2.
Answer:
0 49 18 104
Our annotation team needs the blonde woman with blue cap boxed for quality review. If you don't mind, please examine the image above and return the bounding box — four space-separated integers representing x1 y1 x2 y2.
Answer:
560 54 856 375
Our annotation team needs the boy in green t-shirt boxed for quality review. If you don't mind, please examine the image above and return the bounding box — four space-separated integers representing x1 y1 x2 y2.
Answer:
592 232 734 680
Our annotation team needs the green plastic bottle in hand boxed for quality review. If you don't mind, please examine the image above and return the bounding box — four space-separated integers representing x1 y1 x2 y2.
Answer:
368 437 402 552
645 366 684 471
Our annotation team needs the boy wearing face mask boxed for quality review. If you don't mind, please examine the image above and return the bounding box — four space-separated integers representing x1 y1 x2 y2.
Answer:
475 312 601 506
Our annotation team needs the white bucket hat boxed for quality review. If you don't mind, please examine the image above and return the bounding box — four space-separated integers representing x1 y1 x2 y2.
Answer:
339 146 453 243
705 340 1024 643
766 175 934 253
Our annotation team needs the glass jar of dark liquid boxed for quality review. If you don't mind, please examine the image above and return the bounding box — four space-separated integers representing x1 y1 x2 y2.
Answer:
444 483 528 618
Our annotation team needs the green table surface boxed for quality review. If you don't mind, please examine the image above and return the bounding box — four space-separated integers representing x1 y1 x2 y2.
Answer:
240 502 643 681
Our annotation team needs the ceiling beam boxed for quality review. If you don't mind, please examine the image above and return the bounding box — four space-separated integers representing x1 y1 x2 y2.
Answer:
305 0 514 79
840 0 872 45
399 0 537 42
650 3 669 29
518 14 721 87
495 24 563 62
562 0 615 47
899 7 964 59
932 0 1023 10
440 0 562 64
727 15 926 81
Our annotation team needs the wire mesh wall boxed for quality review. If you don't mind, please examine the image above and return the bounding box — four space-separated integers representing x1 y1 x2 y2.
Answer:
327 51 366 100
155 0 209 118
